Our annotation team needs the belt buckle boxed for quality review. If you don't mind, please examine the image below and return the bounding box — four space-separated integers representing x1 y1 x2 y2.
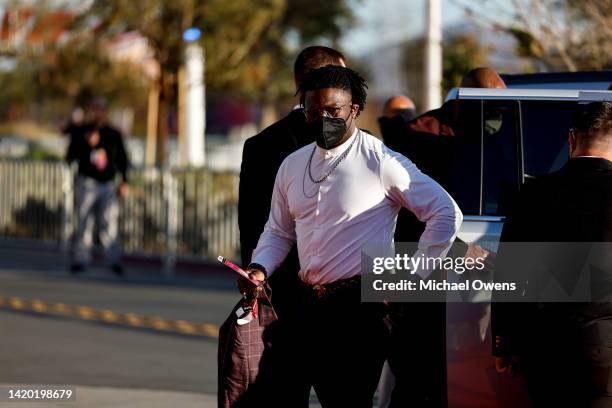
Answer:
312 284 327 299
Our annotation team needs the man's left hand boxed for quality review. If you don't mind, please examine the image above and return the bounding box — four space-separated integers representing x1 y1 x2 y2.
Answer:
465 244 496 272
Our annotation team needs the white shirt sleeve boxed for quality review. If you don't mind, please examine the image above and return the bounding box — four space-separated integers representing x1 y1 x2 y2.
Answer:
251 161 297 274
380 149 463 277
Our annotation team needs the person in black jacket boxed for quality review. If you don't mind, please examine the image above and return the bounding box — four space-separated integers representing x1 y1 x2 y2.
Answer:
66 98 129 275
380 68 504 408
238 46 346 318
493 102 612 407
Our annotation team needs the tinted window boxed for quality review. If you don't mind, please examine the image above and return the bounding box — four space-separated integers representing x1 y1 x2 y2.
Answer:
395 100 482 215
448 100 482 215
521 101 576 177
399 99 528 217
482 101 520 215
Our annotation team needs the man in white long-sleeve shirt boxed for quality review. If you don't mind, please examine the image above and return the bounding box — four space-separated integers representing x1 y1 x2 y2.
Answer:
241 66 462 408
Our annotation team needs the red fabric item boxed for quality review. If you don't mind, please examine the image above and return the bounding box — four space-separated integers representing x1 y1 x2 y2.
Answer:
406 103 457 138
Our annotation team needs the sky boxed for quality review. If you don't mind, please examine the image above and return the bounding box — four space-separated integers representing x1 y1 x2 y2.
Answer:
340 0 467 57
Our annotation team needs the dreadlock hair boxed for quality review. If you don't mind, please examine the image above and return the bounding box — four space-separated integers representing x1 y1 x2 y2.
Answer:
299 65 368 116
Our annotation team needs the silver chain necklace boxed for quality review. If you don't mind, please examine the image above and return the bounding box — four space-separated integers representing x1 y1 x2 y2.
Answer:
302 132 358 198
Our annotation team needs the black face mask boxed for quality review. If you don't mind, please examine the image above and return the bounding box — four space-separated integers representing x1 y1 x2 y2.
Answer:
377 116 404 150
377 109 417 149
309 113 352 149
377 108 417 128
394 108 417 122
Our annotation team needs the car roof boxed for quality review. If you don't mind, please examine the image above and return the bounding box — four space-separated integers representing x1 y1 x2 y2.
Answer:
445 88 612 102
501 71 612 90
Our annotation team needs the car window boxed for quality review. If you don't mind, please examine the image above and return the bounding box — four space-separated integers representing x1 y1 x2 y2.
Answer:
521 101 575 177
433 99 519 216
407 99 568 217
391 100 483 216
448 100 482 215
482 101 520 215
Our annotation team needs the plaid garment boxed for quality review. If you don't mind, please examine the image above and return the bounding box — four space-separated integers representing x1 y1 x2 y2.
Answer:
218 285 277 408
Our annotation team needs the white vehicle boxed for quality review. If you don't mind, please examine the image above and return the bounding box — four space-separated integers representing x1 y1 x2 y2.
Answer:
442 88 612 406
444 88 612 248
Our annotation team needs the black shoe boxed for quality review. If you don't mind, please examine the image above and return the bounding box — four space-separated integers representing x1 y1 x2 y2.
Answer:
70 264 85 274
111 264 124 277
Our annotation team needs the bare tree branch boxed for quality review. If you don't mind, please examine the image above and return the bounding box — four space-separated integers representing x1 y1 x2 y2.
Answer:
468 0 611 70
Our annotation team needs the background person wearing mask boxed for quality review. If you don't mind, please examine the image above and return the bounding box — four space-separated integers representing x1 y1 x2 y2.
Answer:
378 94 417 152
382 68 505 408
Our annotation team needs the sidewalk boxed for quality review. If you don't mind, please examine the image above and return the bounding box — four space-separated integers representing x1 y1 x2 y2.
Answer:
0 385 327 408
0 237 236 290
0 384 216 408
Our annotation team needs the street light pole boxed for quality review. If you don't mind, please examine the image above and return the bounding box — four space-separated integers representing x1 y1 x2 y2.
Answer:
180 28 206 167
424 0 442 111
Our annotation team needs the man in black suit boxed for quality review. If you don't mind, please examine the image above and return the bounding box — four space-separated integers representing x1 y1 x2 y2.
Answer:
238 46 346 318
493 102 612 407
381 69 504 408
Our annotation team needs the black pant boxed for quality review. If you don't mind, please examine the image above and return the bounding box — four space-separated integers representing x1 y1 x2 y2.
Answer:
240 281 389 408
520 343 612 408
386 302 448 408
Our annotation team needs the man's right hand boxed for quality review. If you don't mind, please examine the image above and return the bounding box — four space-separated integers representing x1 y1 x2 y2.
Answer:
495 356 519 376
237 268 266 295
494 335 520 376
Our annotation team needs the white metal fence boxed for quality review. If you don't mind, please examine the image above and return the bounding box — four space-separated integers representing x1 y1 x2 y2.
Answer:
0 159 240 270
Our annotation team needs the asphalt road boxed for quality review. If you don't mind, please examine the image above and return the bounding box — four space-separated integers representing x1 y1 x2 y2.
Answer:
0 244 333 407
0 243 241 406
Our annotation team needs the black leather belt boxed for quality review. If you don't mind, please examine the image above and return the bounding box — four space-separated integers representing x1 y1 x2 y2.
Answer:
308 275 361 299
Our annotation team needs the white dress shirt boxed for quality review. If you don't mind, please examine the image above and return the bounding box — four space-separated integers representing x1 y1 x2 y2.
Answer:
251 128 463 285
